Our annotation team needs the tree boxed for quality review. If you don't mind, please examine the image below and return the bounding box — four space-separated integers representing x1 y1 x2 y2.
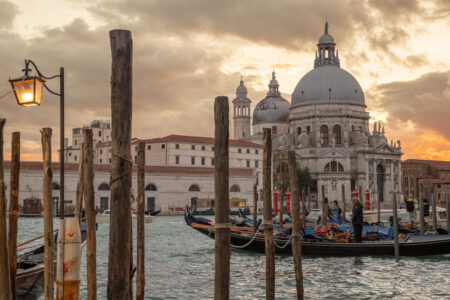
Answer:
297 167 312 190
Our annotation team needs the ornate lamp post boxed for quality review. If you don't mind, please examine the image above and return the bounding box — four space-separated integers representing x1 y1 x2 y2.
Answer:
9 59 66 298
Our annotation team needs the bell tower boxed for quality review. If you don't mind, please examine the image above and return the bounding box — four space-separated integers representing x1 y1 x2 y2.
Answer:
232 77 251 139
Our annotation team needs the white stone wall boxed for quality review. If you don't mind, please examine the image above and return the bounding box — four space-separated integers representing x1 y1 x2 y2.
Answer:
3 167 257 214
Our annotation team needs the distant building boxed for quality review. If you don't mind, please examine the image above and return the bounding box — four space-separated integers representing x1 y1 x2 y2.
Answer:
65 119 111 164
401 159 450 207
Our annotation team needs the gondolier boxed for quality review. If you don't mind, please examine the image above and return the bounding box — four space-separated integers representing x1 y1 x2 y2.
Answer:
405 194 418 225
352 197 363 243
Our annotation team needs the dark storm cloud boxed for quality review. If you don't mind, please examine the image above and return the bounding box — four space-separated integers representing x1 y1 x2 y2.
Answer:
89 0 442 54
368 71 450 139
0 14 262 154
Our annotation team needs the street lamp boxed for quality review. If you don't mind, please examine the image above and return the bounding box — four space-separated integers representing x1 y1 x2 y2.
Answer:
9 59 66 298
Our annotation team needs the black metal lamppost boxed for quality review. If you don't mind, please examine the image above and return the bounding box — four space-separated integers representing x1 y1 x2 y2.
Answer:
9 59 66 296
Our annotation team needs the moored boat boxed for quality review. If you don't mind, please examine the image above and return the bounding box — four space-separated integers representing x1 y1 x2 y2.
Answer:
185 209 450 256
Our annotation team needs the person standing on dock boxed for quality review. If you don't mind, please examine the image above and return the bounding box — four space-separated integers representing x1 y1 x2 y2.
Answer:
405 194 418 225
352 198 363 243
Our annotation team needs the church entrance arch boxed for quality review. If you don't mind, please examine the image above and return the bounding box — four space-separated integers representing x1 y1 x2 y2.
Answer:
376 165 384 203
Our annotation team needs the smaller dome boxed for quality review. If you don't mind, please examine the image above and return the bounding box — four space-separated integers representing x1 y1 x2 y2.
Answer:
253 71 290 125
319 33 334 44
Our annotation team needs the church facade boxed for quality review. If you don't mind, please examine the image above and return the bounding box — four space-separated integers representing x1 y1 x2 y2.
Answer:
233 23 403 208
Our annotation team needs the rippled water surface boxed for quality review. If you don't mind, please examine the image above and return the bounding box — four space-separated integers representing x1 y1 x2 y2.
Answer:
18 216 449 299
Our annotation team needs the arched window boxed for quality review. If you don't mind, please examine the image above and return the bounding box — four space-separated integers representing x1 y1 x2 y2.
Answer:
230 185 240 192
145 184 157 191
324 162 344 173
98 183 110 191
188 184 200 192
52 182 60 190
333 125 341 145
359 126 363 133
320 125 328 145
297 127 302 135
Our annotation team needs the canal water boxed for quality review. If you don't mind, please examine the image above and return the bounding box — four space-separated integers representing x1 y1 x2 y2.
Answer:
18 216 449 299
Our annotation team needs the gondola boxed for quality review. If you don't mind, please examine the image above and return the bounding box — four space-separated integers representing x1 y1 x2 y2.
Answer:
16 224 88 299
185 208 450 257
147 209 161 216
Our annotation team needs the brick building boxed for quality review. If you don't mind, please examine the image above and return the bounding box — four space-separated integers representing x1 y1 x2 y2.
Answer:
401 159 450 206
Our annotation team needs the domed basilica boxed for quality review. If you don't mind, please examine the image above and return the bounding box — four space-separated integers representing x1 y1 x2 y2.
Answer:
232 23 403 207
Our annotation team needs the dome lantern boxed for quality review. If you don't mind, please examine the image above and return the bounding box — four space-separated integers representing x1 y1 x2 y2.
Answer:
314 22 340 68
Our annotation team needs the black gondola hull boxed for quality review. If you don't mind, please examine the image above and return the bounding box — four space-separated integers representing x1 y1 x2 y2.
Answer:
188 217 450 257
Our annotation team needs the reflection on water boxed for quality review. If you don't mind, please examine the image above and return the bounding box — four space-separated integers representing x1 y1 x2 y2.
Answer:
17 216 449 299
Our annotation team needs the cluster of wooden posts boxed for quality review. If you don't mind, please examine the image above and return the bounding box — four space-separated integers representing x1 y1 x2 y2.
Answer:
0 30 147 300
213 97 304 300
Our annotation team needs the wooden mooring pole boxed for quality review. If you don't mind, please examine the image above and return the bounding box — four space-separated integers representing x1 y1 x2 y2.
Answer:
288 151 304 299
41 128 54 299
263 128 275 300
446 192 450 231
419 196 425 235
136 142 145 300
75 142 85 227
0 119 12 300
253 183 258 233
431 193 438 231
392 192 399 259
213 96 231 300
301 187 306 229
83 129 97 300
341 184 346 224
107 29 133 300
8 132 20 299
279 189 284 229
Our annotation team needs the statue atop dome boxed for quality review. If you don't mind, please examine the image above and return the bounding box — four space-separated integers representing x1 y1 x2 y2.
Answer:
325 21 328 34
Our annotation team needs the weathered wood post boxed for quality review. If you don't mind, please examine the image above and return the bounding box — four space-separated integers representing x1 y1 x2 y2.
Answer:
341 184 346 224
288 151 304 299
8 132 20 298
136 142 145 300
41 128 54 299
419 196 425 235
214 96 231 300
307 186 311 212
279 189 284 229
107 29 133 300
301 187 306 229
431 193 438 231
446 192 450 231
392 192 399 259
377 190 381 224
263 128 275 300
321 185 327 226
0 119 12 300
253 182 258 233
75 142 85 227
83 129 97 300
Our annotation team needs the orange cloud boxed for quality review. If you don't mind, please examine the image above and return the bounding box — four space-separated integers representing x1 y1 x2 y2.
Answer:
401 131 450 160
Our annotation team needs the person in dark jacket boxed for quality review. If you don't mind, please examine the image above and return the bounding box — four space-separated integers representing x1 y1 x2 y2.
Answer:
352 197 363 243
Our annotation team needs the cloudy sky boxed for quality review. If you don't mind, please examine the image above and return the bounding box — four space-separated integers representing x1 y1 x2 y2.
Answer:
0 0 449 161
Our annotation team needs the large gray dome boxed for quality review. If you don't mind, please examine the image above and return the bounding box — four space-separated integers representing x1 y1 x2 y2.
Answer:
253 71 290 124
291 65 365 106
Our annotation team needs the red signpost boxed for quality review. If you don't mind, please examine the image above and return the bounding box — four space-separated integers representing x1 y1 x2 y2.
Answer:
286 189 291 214
365 189 371 210
273 189 279 216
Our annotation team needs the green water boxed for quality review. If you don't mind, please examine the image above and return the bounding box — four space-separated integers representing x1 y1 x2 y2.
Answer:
17 216 449 299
